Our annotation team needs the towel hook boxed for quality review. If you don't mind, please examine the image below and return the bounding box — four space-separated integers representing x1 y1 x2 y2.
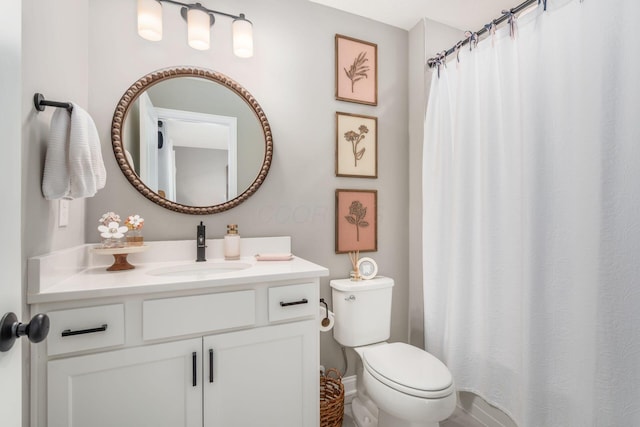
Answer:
33 93 73 113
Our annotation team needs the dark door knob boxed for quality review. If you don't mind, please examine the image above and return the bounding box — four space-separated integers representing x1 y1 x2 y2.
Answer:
0 312 50 352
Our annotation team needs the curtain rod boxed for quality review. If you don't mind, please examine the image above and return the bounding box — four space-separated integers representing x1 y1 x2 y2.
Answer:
426 0 541 68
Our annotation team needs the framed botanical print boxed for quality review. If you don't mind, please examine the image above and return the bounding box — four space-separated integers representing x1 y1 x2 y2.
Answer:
335 34 378 106
336 112 377 178
335 189 377 253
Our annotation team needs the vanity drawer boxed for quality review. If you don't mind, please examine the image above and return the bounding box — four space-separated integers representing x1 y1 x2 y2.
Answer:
143 290 255 340
47 304 125 357
268 283 317 322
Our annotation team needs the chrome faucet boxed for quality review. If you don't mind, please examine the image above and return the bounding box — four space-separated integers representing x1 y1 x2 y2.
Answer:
196 221 207 262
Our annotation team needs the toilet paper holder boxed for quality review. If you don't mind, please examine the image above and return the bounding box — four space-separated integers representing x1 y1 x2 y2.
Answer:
319 298 330 327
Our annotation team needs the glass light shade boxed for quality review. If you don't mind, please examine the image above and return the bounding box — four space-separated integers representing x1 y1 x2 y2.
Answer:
232 16 253 58
137 0 162 41
187 8 211 50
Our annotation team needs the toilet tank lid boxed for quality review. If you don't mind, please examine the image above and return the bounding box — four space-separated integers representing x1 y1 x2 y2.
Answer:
330 276 394 292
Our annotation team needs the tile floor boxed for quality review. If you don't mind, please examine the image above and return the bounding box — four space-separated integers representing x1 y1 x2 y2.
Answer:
440 410 486 427
342 404 485 427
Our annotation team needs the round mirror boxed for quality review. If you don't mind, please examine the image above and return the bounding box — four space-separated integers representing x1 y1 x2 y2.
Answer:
112 67 273 214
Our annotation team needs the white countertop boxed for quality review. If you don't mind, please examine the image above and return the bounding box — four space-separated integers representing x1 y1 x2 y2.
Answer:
28 238 329 304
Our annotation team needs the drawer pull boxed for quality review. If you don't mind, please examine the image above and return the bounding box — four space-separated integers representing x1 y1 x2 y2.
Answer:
192 352 197 387
209 349 214 383
279 298 308 307
61 324 108 337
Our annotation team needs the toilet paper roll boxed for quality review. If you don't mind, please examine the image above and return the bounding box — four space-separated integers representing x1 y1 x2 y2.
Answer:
319 305 335 332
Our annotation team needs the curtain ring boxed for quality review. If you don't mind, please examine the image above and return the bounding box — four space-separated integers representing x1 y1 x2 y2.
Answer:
502 9 518 40
434 50 448 78
455 41 463 65
483 23 492 47
435 52 443 78
488 21 497 46
464 31 478 51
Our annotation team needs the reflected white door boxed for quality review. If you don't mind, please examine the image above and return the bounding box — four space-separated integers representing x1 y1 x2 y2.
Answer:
139 92 159 191
0 1 23 425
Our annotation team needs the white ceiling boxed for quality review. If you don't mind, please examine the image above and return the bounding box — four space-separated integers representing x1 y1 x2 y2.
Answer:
308 0 519 31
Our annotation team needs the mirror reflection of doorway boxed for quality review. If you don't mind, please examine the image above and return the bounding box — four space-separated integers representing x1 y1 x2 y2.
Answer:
136 93 237 205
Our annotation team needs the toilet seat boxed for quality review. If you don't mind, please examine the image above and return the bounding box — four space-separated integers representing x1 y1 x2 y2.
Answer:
362 342 454 399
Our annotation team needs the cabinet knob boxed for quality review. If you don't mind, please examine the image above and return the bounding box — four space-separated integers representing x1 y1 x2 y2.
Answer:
0 312 50 352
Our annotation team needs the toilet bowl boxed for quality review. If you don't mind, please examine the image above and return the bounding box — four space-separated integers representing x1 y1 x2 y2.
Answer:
330 277 456 427
358 342 456 427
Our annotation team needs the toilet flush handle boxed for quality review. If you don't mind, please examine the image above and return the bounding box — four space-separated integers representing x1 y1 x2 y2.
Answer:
345 295 356 302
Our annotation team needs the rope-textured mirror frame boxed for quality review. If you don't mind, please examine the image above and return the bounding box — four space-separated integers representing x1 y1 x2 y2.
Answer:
111 66 273 214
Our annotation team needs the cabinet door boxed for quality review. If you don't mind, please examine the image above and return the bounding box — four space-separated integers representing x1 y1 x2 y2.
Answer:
203 320 319 427
48 338 202 427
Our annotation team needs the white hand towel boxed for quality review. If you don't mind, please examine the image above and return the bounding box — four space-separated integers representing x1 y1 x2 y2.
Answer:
68 102 106 199
41 103 106 200
42 107 71 200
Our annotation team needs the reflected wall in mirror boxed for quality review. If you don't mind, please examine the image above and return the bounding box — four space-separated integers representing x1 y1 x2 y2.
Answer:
112 67 273 214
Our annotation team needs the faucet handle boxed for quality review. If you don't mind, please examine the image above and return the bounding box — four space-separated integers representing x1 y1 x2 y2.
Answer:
196 221 207 261
197 221 206 247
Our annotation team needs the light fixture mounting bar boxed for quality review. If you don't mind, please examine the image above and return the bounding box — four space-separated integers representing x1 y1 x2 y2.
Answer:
157 0 245 21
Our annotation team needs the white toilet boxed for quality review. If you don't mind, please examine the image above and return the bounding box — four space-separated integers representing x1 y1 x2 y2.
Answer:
330 277 456 427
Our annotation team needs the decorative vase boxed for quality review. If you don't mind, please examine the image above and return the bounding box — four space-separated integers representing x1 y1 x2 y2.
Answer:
126 229 144 246
101 237 124 249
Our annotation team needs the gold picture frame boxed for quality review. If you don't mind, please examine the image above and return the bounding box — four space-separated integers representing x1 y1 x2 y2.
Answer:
335 34 378 106
335 189 378 253
335 112 377 178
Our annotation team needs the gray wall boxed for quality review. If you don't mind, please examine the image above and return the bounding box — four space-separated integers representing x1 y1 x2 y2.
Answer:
21 0 409 376
21 2 88 425
22 0 89 257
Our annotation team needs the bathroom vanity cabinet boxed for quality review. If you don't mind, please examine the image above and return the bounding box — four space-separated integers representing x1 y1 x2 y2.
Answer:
28 239 328 427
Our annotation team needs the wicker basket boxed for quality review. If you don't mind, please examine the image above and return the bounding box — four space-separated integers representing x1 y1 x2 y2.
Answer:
320 368 345 427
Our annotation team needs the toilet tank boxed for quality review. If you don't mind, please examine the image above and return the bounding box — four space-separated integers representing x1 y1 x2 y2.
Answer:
330 277 394 347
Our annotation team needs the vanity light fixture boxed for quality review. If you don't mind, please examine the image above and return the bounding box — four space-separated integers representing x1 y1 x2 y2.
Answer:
137 0 254 57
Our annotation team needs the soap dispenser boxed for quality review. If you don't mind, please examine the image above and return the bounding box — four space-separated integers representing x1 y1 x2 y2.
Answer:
224 224 240 260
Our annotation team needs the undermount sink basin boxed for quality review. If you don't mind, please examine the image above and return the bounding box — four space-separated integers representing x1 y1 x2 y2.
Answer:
147 261 253 278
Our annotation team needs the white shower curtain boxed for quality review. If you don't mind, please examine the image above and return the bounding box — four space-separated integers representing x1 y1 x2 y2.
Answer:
423 1 640 426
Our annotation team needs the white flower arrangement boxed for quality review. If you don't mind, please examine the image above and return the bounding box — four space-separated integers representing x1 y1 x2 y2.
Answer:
97 212 128 248
125 214 144 230
98 221 128 239
99 211 121 226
